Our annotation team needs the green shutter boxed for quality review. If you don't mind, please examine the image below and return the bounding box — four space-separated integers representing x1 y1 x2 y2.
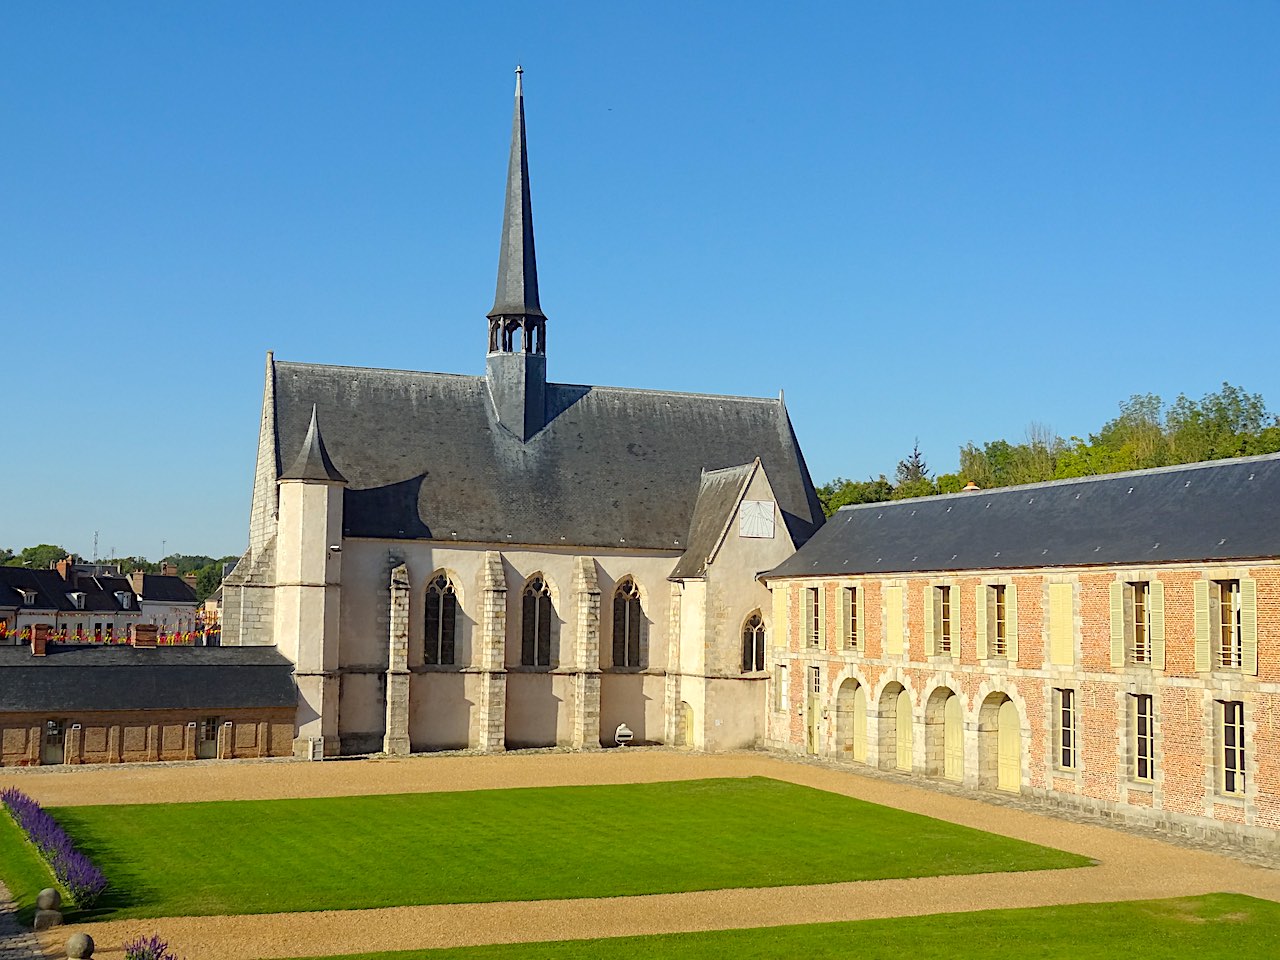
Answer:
1241 577 1258 676
817 583 828 649
975 585 988 660
1109 581 1125 668
1006 583 1019 663
855 586 865 651
923 585 936 657
1149 580 1166 670
1194 580 1211 672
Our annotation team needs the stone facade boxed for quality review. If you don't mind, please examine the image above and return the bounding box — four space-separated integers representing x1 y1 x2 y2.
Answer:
765 560 1280 851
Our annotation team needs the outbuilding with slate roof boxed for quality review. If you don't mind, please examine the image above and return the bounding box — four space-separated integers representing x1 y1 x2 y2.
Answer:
761 452 1280 853
221 68 822 756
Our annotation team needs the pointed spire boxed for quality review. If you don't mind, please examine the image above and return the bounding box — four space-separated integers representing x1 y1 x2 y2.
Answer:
280 405 347 483
487 65 546 337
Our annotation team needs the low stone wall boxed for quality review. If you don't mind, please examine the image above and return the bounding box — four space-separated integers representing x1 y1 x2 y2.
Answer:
0 708 294 766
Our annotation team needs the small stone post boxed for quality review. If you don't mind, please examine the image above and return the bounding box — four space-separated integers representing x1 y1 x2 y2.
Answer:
383 563 411 755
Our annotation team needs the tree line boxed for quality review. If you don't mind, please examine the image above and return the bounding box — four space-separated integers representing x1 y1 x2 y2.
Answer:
0 546 238 603
818 383 1280 516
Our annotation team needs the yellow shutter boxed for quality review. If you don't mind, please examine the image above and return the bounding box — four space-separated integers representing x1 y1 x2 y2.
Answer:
1006 583 1018 663
885 586 903 655
1241 577 1258 676
855 586 865 650
975 585 988 660
1194 580 1211 672
771 583 787 651
1109 581 1125 668
1149 580 1166 670
817 583 828 649
1048 582 1073 666
923 585 936 657
802 587 814 646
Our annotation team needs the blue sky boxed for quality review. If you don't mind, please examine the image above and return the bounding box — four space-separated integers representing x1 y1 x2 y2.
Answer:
2 3 1277 560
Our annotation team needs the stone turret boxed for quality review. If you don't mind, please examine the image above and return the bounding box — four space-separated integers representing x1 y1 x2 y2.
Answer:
274 404 346 757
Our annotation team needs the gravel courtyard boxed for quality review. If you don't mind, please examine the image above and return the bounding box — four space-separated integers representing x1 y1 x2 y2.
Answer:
2 749 1276 960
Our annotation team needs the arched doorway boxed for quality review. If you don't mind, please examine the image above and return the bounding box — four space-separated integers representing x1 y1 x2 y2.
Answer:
896 688 913 772
835 679 860 760
676 701 694 749
977 693 1021 792
925 687 962 782
997 701 1020 791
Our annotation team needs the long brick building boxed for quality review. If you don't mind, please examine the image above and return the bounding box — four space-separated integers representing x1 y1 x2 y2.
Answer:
762 453 1280 851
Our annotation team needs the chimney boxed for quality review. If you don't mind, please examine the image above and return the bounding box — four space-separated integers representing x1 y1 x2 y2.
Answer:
133 623 158 648
31 623 51 657
182 573 198 591
160 562 178 577
128 570 146 594
962 481 981 492
54 557 73 582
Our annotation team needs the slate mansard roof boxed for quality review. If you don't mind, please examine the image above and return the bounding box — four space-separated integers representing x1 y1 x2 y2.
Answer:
767 453 1280 579
0 569 139 613
0 645 297 713
270 360 825 552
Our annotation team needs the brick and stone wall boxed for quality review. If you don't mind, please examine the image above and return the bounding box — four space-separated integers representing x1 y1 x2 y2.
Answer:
767 560 1280 850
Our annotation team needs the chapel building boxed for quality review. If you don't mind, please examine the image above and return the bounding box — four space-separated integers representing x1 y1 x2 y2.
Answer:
219 68 825 756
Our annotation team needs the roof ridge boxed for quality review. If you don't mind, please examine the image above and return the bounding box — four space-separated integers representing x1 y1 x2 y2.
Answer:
835 451 1280 513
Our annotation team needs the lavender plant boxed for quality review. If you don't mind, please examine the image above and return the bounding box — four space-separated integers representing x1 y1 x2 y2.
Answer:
123 934 183 960
0 786 108 907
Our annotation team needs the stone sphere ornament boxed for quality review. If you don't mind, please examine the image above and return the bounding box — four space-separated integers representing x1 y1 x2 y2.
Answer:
66 932 95 958
35 887 61 910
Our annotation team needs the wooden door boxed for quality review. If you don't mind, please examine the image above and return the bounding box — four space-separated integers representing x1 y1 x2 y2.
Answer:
852 685 868 762
997 700 1020 791
41 720 65 765
895 689 913 771
943 695 963 782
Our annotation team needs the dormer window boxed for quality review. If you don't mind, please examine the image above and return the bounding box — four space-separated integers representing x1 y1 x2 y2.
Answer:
68 592 86 611
17 589 37 606
115 591 132 610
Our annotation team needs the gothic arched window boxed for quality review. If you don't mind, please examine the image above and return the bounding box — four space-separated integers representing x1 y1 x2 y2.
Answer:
424 574 457 665
521 576 554 667
613 578 643 667
742 612 766 673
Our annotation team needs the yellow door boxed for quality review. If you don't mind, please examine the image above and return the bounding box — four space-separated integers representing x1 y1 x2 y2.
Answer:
997 700 1020 791
852 686 868 762
807 696 820 755
943 695 963 782
895 689 913 771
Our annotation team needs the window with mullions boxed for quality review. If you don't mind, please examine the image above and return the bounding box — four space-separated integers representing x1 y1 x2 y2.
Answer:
841 586 858 648
1055 688 1077 770
991 585 1007 658
1221 700 1245 795
1131 693 1155 782
424 574 458 665
521 577 554 667
1217 580 1242 668
742 612 766 673
612 578 643 667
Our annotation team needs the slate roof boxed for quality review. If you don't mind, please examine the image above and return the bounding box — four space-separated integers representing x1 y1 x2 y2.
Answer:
136 575 198 604
0 644 297 713
280 405 347 483
0 569 139 613
271 361 825 552
767 453 1280 579
670 464 755 580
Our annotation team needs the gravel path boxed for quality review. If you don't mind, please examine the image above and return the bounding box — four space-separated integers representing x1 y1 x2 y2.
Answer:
3 750 1276 960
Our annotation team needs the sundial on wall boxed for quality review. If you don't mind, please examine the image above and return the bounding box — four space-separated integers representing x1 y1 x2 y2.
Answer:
739 500 776 539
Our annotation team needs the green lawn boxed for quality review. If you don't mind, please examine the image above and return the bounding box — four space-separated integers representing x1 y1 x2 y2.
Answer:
0 807 67 926
27 777 1088 920
279 895 1280 960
